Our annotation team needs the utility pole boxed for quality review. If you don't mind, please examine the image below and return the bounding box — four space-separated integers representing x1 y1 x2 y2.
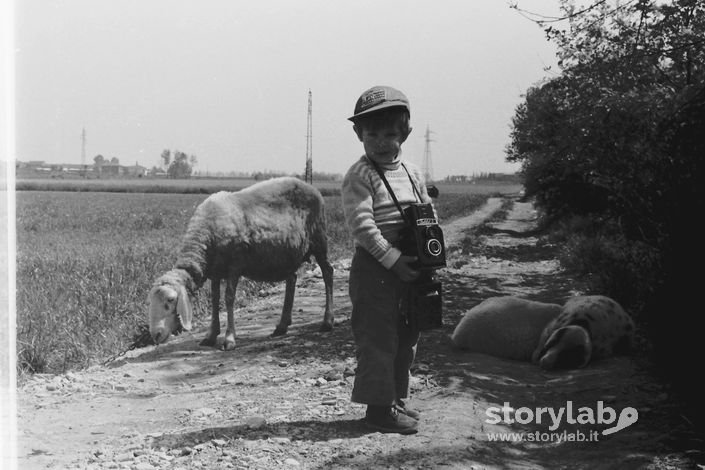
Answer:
422 125 434 183
81 127 87 165
304 89 313 184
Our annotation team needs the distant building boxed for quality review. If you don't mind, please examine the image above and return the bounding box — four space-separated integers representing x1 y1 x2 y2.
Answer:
124 162 147 177
98 162 123 176
16 159 148 178
63 163 94 175
445 175 468 183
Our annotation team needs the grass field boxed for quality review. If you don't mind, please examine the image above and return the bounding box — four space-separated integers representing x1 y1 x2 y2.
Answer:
14 179 521 375
15 176 522 197
16 177 276 194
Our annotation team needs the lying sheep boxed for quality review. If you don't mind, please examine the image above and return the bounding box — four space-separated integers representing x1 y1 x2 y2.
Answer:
451 295 635 370
450 296 563 361
148 176 334 350
532 295 635 370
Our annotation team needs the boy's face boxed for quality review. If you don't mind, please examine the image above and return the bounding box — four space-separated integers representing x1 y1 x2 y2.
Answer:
354 122 410 165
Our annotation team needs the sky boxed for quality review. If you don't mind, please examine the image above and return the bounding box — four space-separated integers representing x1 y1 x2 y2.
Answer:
13 0 562 179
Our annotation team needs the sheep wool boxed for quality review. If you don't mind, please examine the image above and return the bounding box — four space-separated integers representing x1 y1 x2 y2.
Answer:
450 296 562 361
148 176 334 350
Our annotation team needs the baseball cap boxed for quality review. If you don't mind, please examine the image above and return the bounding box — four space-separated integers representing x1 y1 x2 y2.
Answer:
348 86 410 122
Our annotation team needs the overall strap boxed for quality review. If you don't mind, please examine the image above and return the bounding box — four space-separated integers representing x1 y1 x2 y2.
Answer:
400 162 424 202
366 158 422 224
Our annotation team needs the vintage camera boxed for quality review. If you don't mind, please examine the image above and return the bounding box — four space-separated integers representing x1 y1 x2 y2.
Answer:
398 203 446 270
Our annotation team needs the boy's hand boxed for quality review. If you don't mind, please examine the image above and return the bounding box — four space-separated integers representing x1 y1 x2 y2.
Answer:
391 255 420 283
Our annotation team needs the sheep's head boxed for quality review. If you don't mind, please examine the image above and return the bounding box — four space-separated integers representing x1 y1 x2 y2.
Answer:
532 325 592 370
148 281 193 345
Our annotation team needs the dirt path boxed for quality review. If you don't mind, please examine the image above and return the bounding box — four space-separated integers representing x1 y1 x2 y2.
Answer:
17 198 705 470
440 196 504 248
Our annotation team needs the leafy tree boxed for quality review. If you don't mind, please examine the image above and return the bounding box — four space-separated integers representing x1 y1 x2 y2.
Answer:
165 150 194 178
161 149 171 169
93 154 105 177
508 0 704 236
507 0 705 423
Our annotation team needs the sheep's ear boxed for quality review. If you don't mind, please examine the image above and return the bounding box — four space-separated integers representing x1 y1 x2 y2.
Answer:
176 284 193 331
532 332 549 363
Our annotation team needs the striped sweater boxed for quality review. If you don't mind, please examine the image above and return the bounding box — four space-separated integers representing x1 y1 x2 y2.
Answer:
342 155 433 269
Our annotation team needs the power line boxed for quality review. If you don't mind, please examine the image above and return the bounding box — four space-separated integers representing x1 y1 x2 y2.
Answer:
422 125 435 183
304 89 313 184
81 127 86 165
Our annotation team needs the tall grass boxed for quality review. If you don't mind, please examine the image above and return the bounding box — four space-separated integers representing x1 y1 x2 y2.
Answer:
15 188 497 375
16 192 203 373
15 177 343 196
547 215 662 315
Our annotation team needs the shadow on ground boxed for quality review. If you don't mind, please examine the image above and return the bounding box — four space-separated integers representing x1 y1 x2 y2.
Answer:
122 200 704 469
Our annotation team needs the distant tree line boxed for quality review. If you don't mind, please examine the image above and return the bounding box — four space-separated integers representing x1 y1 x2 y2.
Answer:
93 155 120 167
443 173 521 184
153 153 343 182
506 0 704 423
159 149 197 178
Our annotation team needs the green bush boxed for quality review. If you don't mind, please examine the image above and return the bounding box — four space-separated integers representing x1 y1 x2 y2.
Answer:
505 0 705 423
550 216 661 314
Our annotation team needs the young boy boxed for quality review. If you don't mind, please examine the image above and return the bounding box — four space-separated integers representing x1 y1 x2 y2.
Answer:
342 85 436 434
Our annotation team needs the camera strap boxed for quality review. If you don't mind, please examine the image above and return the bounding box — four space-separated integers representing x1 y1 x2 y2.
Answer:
367 158 422 224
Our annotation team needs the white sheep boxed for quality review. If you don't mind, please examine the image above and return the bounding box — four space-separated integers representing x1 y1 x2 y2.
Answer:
148 176 334 350
450 296 563 361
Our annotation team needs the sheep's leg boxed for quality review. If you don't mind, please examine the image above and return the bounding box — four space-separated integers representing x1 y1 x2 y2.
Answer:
317 257 335 332
222 276 239 351
200 279 221 347
272 274 296 336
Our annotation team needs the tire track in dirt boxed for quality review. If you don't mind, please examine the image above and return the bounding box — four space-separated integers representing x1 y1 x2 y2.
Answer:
441 196 504 248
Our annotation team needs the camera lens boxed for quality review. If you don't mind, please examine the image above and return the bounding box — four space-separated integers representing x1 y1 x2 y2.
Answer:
426 239 443 256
